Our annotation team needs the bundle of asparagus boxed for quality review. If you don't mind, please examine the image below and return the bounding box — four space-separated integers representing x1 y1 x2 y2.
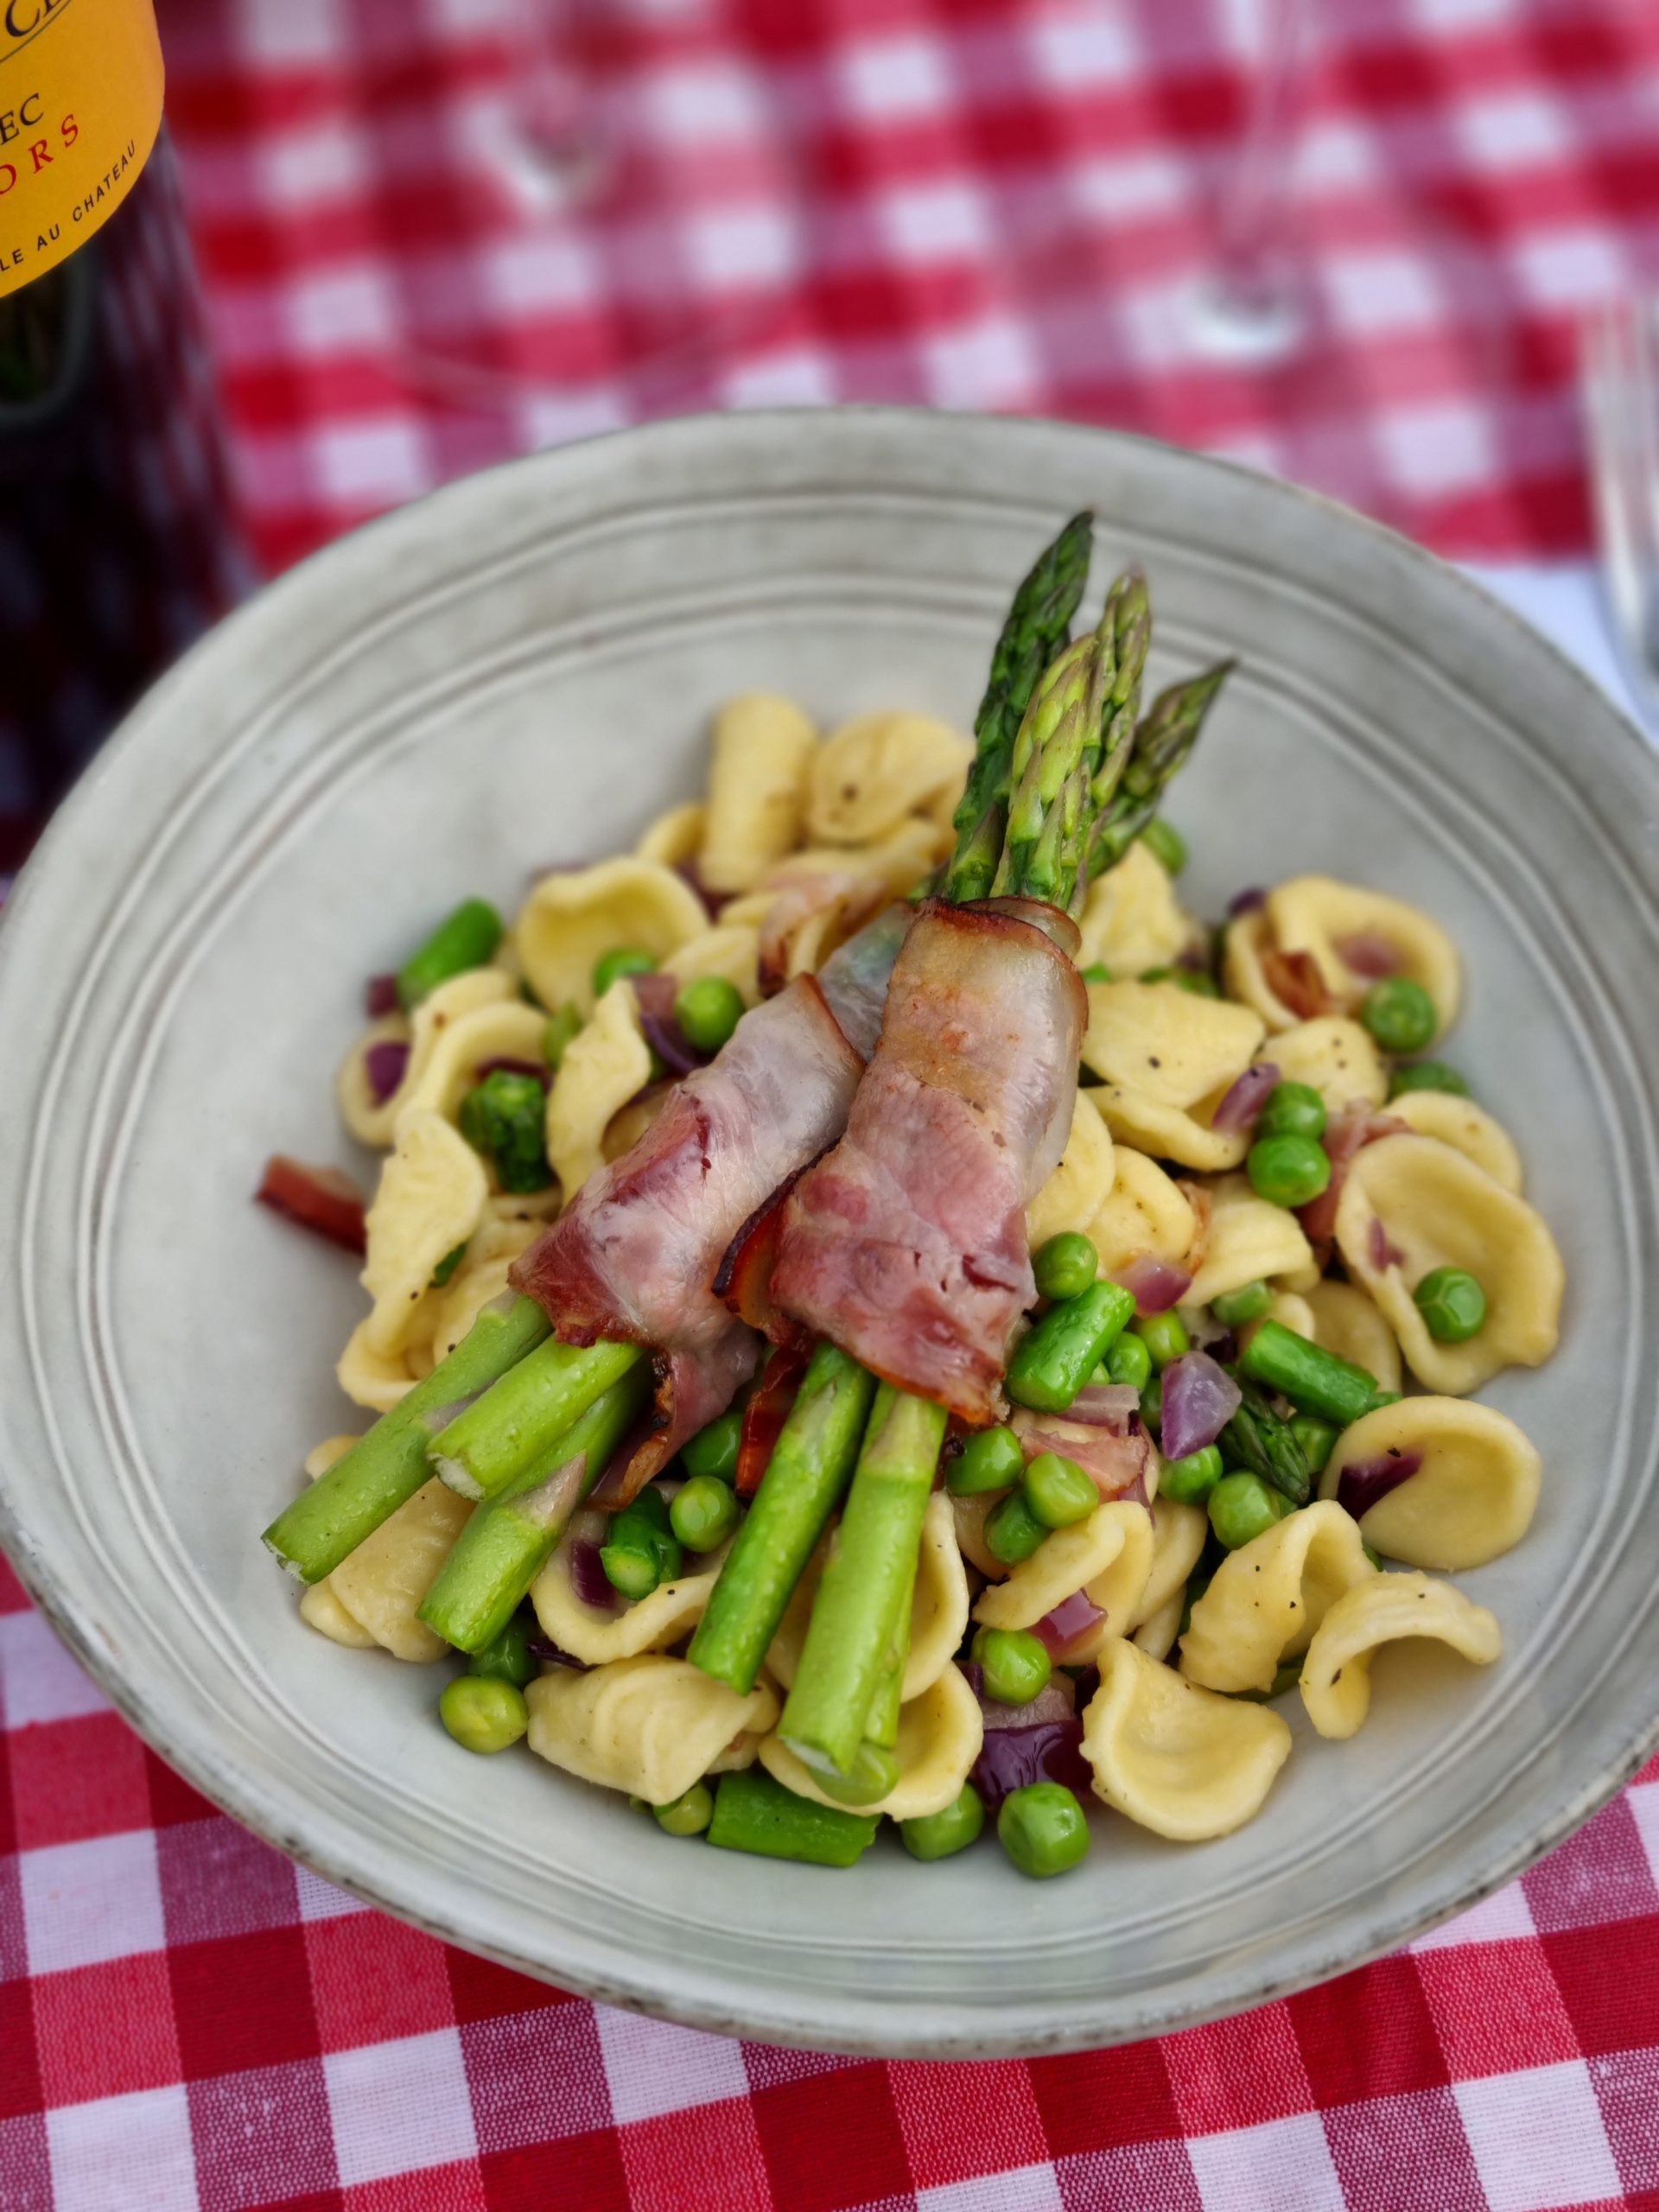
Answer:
262 515 1234 1806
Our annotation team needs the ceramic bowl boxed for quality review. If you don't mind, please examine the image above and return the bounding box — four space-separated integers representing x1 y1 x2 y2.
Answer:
3 410 1656 2056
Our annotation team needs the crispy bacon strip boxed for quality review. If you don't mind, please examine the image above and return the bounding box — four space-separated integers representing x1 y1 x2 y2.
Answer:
510 977 863 1503
769 897 1087 1425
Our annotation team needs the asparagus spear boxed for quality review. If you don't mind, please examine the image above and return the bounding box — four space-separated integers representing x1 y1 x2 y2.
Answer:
1088 660 1234 879
778 1386 947 1778
262 1294 550 1584
417 1366 650 1652
946 512 1095 904
1218 1376 1313 1507
861 1541 918 1751
689 1344 876 1695
429 1338 644 1501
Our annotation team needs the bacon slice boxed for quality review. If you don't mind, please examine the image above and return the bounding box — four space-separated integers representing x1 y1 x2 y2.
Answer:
1297 1101 1409 1256
769 898 1087 1424
510 977 863 1502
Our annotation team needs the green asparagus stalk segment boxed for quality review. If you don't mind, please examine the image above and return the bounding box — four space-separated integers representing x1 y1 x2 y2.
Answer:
862 1551 916 1751
397 897 505 1010
1007 1280 1137 1413
429 1338 643 1501
1083 568 1153 838
707 1768 880 1867
778 1386 946 1778
416 1368 650 1652
947 512 1094 904
261 1294 550 1584
1217 1376 1313 1507
689 1345 877 1695
1236 1319 1389 1429
1088 661 1234 879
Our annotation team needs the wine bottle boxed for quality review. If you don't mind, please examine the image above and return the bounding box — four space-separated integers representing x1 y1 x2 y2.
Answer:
0 0 249 870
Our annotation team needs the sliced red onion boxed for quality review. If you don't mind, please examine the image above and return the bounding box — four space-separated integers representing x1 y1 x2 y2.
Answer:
1213 1060 1280 1135
524 1636 591 1669
1032 1590 1107 1659
970 1718 1092 1814
964 1663 1077 1730
1335 931 1401 980
675 861 728 919
475 1055 551 1090
1159 1350 1242 1462
1112 1253 1193 1315
1227 886 1268 917
1368 1216 1406 1271
364 1039 410 1104
365 972 399 1017
1061 1383 1143 1428
568 1538 621 1612
1338 1449 1423 1520
631 971 709 1077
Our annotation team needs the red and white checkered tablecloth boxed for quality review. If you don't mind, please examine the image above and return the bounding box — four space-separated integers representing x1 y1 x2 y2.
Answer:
10 0 1659 2205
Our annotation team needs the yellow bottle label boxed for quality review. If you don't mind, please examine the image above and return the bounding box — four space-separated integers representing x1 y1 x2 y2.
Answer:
0 0 164 298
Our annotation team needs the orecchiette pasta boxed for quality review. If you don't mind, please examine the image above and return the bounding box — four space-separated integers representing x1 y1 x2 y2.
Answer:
1388 1090 1523 1193
1335 1135 1563 1394
1076 841 1192 978
974 1500 1154 1657
359 1109 488 1357
1300 1573 1501 1739
1319 1397 1541 1571
805 709 972 847
531 1510 734 1666
1181 1501 1375 1694
1129 1591 1185 1662
1184 1173 1317 1308
663 924 762 1007
337 968 515 1148
329 1478 474 1662
515 858 708 1018
760 1663 982 1822
634 799 707 869
1085 1145 1197 1275
766 1491 969 1700
1082 981 1266 1170
395 1000 550 1128
1083 1640 1293 1840
1222 908 1303 1032
297 1436 380 1649
1267 875 1462 1036
544 979 652 1198
1259 1016 1387 1114
699 693 818 893
1129 1497 1209 1634
1026 1091 1116 1252
336 1316 418 1412
335 1012 411 1149
526 1657 779 1805
1300 1279 1403 1396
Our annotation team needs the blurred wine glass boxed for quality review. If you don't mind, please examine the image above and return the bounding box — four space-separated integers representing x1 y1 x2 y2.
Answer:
1189 0 1313 364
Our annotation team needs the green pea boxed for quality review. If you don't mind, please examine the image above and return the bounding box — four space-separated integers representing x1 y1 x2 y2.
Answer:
813 1741 902 1807
1159 1443 1224 1504
670 1474 741 1554
985 1490 1049 1567
1022 1451 1098 1530
1132 1309 1191 1370
900 1783 985 1861
682 1410 741 1484
1209 1471 1292 1551
1103 1331 1153 1391
460 1069 555 1193
1289 1414 1338 1476
947 1424 1026 1497
543 1002 584 1069
467 1615 536 1688
439 1675 528 1753
653 1782 715 1836
972 1625 1052 1707
1414 1265 1487 1343
593 946 658 998
1210 1278 1271 1328
1033 1230 1098 1304
1247 1132 1332 1210
997 1782 1091 1878
397 898 505 1011
1389 1059 1469 1100
1079 961 1113 985
1362 976 1437 1055
1141 817 1188 874
1257 1080 1326 1143
1140 1374 1163 1433
675 975 746 1055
